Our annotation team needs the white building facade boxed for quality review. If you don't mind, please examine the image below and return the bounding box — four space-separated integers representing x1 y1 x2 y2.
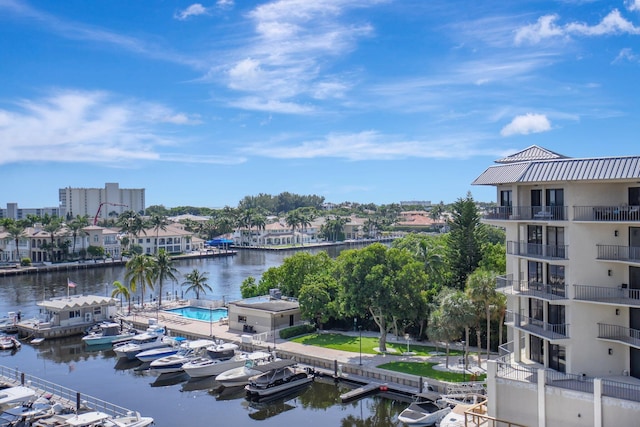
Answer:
474 146 640 426
59 182 145 221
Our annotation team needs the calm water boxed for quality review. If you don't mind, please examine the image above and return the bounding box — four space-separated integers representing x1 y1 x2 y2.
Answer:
0 245 406 427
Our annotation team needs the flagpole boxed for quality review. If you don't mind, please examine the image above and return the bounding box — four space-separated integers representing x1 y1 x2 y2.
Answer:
67 278 70 299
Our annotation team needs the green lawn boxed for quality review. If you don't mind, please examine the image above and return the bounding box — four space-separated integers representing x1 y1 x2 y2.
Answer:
290 333 480 382
291 333 463 357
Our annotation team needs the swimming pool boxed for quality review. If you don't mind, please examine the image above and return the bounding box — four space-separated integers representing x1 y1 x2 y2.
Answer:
165 306 228 322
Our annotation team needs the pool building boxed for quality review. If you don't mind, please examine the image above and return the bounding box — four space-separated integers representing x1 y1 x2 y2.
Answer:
227 289 302 335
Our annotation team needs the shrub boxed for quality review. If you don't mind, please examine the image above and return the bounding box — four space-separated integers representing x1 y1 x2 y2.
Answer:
20 258 31 266
279 323 316 339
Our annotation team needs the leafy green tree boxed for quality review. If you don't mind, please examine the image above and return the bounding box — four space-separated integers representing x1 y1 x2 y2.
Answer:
125 254 156 306
427 307 457 368
336 243 427 352
182 269 213 299
111 280 131 314
298 272 340 329
87 245 105 261
258 252 334 298
152 249 179 306
446 192 485 289
68 215 89 256
43 217 64 262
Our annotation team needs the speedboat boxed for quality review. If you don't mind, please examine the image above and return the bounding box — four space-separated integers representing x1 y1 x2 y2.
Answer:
136 336 187 363
215 351 276 387
183 353 250 379
113 331 168 360
0 336 21 350
0 312 18 334
0 386 36 411
0 396 69 426
32 410 154 427
397 392 452 426
205 341 238 360
244 360 313 399
82 322 136 347
149 339 215 374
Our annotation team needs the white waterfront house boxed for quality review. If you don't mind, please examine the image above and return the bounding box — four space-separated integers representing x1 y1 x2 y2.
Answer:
473 145 640 426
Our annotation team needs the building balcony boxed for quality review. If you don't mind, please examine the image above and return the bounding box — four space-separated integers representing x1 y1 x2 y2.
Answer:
483 205 567 221
597 323 640 349
574 284 640 307
574 205 640 222
596 245 640 264
507 241 568 260
496 275 567 300
506 311 570 341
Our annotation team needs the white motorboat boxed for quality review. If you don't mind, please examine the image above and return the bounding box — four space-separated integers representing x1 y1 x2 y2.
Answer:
437 393 487 427
205 341 238 360
215 351 276 387
0 312 18 334
0 396 69 426
82 322 136 347
183 353 249 379
136 336 187 362
244 359 314 399
0 336 21 350
113 331 167 360
32 410 154 427
149 339 215 374
0 386 36 411
397 392 452 426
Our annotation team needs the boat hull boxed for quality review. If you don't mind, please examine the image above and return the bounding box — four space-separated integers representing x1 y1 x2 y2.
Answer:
245 374 313 398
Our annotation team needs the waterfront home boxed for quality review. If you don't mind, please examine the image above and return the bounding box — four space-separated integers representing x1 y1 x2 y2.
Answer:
473 145 640 426
17 295 119 339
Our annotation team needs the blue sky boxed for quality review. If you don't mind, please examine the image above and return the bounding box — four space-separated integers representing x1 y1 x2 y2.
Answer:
2 0 640 209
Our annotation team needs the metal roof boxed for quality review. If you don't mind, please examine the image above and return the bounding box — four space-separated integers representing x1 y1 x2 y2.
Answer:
495 145 568 164
37 295 117 310
473 150 640 186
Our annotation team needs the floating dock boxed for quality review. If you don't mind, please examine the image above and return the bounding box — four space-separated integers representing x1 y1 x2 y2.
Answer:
340 382 386 403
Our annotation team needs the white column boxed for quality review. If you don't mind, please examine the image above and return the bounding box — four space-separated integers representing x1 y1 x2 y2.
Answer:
593 378 602 427
538 368 546 427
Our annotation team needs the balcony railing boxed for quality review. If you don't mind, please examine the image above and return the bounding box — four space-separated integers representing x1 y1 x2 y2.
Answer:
507 241 568 260
574 284 640 307
574 205 640 222
483 205 567 221
497 275 567 300
596 245 640 263
507 311 570 340
597 323 640 348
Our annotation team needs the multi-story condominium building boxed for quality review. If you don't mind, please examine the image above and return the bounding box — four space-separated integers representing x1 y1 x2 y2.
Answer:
473 145 640 426
59 182 145 221
0 203 60 220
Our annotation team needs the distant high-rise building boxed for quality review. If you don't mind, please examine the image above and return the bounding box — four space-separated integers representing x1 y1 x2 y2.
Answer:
0 202 60 220
59 183 145 221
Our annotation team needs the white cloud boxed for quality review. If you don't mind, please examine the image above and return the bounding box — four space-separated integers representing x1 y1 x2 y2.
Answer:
243 130 501 161
500 113 552 136
627 0 640 12
0 90 215 166
515 15 565 45
614 47 640 62
217 0 234 8
515 9 640 45
174 4 210 21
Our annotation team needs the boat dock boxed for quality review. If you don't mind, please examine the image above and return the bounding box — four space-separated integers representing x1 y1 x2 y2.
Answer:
339 382 386 403
0 364 146 419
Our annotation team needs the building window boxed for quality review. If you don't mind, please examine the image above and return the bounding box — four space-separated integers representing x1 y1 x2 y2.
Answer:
527 225 543 256
530 335 544 364
238 315 247 324
547 264 565 296
546 188 564 220
549 344 566 373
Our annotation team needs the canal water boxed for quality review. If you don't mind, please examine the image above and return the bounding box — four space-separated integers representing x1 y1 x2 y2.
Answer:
0 246 407 426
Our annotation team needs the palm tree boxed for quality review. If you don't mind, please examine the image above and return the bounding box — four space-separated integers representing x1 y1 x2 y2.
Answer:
181 269 212 300
111 280 131 314
68 215 89 257
6 223 26 263
149 214 168 254
125 254 156 307
416 239 443 282
466 269 498 361
43 217 63 262
285 210 302 245
152 249 179 306
439 289 475 370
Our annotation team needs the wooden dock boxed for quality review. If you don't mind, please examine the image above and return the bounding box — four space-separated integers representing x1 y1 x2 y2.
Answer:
339 382 386 403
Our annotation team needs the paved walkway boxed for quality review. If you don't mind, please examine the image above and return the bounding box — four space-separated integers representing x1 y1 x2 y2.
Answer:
123 309 490 377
